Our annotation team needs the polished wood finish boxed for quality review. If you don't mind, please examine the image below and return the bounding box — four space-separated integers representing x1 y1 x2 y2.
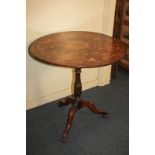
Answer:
61 98 108 142
29 31 128 142
113 0 124 40
61 104 79 142
74 68 82 98
60 68 108 142
119 58 129 70
58 97 74 107
29 31 127 68
112 0 129 78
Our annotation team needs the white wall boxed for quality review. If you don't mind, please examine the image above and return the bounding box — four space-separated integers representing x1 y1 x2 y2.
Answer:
26 0 116 109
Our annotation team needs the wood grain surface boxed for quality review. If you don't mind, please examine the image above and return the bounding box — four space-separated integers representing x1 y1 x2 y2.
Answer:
29 31 128 68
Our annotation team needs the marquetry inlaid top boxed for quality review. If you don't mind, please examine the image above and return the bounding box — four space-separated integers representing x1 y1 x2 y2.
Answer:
29 31 128 68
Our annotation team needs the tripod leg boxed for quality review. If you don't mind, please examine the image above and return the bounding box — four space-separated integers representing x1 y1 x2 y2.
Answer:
81 101 108 115
61 105 79 142
58 97 75 107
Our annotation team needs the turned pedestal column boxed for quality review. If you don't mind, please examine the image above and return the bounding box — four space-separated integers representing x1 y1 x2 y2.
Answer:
29 31 127 142
60 68 108 142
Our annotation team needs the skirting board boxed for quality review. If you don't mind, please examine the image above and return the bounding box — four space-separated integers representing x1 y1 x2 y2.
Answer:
26 79 110 110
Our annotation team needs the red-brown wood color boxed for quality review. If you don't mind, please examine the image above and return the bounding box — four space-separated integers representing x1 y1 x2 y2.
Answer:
29 31 128 142
29 31 127 68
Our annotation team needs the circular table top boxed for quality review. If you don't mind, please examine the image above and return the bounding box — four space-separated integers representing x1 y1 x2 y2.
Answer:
29 31 128 68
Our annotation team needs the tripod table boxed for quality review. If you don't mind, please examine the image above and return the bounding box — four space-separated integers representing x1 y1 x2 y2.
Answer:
29 31 127 142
